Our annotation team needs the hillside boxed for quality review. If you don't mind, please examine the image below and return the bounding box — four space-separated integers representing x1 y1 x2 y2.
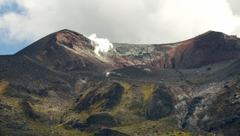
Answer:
0 29 240 136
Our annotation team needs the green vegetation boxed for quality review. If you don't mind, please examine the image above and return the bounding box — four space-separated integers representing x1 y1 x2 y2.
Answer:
0 78 227 135
109 81 140 125
142 83 155 102
112 116 219 136
29 120 91 136
0 79 9 95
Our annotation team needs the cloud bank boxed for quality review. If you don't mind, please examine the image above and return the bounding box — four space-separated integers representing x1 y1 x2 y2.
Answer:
0 0 240 54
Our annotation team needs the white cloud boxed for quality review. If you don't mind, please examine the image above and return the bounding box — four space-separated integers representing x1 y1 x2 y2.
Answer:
227 0 240 15
0 0 240 50
0 0 14 6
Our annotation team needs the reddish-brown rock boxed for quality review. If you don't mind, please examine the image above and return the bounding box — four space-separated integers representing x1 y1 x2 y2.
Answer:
14 29 240 71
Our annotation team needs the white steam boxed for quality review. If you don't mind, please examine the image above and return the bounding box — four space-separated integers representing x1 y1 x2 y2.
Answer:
87 33 113 55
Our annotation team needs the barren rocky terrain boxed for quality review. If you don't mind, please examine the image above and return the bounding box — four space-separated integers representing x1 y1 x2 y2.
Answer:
0 29 240 135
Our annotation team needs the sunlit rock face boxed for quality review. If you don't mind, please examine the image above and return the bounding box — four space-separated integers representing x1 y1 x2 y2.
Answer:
1 29 240 135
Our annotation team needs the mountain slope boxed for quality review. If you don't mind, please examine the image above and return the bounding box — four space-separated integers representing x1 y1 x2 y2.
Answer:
15 29 240 71
0 29 240 135
15 29 115 72
108 31 240 69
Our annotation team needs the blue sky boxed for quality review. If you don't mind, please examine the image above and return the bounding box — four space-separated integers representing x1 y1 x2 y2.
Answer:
0 0 240 55
0 1 23 15
0 1 28 55
0 41 29 55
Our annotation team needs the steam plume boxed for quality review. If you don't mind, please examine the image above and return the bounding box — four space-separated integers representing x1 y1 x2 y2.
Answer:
87 33 113 55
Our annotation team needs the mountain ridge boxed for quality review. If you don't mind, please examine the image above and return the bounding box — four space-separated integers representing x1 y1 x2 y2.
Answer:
12 29 240 71
1 29 240 135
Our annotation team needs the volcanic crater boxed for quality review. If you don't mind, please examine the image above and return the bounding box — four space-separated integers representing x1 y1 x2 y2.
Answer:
1 29 240 135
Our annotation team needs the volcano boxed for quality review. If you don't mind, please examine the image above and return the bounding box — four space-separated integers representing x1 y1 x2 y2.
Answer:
1 29 240 136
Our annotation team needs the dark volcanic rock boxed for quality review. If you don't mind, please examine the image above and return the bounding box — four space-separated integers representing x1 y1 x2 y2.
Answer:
1 29 240 135
21 98 40 119
145 85 173 120
198 84 240 136
75 82 124 112
86 113 117 127
15 29 115 72
94 128 129 136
